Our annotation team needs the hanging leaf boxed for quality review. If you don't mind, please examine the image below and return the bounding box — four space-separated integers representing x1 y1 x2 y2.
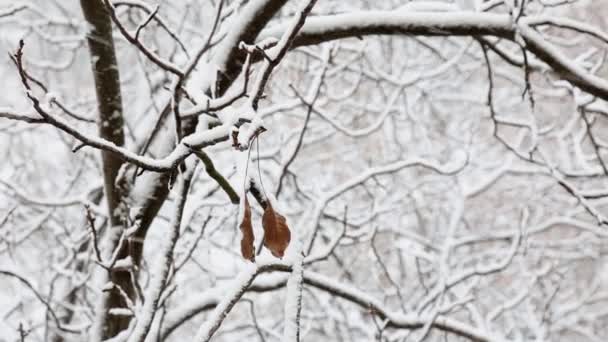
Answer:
239 198 255 262
262 203 291 258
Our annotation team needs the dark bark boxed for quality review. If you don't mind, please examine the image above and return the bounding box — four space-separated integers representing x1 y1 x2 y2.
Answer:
125 0 288 305
80 0 132 338
79 0 289 338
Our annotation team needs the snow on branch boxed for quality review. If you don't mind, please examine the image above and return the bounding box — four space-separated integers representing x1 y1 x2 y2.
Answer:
260 10 608 101
126 166 194 342
10 40 244 172
193 260 291 342
102 0 184 77
282 254 304 341
162 266 506 342
304 153 468 253
302 271 505 342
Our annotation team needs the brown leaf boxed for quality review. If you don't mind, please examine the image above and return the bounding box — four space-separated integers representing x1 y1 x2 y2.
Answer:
239 198 255 262
262 203 291 258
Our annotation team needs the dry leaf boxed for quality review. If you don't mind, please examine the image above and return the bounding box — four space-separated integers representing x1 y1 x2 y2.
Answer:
239 198 255 261
262 203 291 258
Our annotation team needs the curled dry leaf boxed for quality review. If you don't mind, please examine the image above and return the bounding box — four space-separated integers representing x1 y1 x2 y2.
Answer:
239 198 255 262
262 203 291 258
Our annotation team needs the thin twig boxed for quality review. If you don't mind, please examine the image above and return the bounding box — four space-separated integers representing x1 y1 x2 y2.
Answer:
192 150 240 204
85 204 104 264
0 270 80 333
134 5 159 40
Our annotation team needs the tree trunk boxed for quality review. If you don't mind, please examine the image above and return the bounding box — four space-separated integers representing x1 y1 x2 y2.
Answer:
80 0 131 339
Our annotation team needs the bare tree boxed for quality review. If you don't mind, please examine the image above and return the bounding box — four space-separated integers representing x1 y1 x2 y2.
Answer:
1 0 608 341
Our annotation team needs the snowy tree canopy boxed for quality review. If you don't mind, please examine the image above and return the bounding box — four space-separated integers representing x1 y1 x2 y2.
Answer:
1 0 608 341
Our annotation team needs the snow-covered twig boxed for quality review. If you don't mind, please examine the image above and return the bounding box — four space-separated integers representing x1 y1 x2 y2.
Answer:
127 165 194 342
260 11 608 101
282 254 304 341
102 0 184 77
193 261 291 342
